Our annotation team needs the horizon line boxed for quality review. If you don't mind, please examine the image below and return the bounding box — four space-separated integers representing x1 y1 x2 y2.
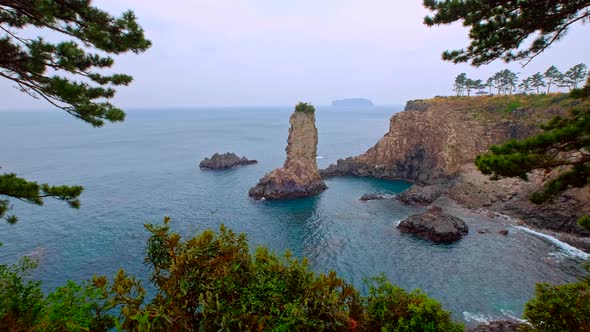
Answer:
0 104 407 112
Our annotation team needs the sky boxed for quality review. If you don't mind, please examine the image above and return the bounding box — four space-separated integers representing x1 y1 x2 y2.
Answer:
1 0 589 109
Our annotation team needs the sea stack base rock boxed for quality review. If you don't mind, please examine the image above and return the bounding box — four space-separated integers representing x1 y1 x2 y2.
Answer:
397 206 468 243
199 153 257 170
249 103 327 200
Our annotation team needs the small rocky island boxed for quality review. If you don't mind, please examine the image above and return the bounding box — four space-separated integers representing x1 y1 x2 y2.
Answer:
332 98 374 107
398 206 469 243
199 152 257 170
249 103 327 200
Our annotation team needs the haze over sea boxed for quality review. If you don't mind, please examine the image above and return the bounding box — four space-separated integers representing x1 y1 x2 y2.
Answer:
0 106 586 325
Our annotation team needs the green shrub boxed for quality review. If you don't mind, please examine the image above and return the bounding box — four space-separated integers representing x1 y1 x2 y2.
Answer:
579 215 590 230
524 268 590 332
364 275 464 332
40 280 115 331
142 218 362 331
295 102 316 113
0 257 44 331
503 100 522 114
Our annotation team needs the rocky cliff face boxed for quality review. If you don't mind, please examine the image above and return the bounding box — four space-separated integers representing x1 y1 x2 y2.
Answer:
249 107 327 200
321 97 564 183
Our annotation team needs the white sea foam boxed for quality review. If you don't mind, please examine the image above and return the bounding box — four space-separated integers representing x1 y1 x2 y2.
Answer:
514 226 590 260
463 310 526 324
462 311 499 324
316 156 324 159
500 309 527 323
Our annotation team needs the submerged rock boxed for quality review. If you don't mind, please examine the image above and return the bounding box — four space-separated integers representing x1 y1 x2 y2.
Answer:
199 152 257 170
360 193 393 201
396 184 444 206
249 103 327 200
397 206 468 243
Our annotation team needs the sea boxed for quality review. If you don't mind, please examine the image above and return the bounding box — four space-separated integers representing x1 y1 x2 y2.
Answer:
0 106 587 326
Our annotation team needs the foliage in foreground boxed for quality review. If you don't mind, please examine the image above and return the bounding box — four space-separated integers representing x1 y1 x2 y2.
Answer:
523 265 590 332
0 0 150 225
423 0 590 66
0 218 463 331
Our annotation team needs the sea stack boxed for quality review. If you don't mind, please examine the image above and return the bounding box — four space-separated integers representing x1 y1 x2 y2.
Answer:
249 103 327 200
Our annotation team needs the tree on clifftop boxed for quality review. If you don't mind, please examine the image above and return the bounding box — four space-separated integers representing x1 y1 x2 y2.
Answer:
452 73 467 96
424 0 590 230
0 1 150 223
563 63 589 90
544 65 563 93
530 73 546 94
423 0 590 66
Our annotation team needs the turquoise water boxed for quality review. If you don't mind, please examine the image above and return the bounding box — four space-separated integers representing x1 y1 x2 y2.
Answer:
0 106 586 325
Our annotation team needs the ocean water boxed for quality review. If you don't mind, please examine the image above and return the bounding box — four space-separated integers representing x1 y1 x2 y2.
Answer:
0 106 587 326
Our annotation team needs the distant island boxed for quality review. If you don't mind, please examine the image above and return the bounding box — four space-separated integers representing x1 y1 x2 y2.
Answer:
331 98 374 107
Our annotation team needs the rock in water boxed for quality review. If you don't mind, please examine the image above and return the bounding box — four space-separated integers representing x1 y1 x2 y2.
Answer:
360 193 388 201
396 184 443 206
397 206 468 243
249 103 327 200
199 152 257 170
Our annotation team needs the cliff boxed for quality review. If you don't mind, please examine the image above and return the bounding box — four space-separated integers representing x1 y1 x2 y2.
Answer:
249 104 327 200
321 95 568 183
321 94 590 239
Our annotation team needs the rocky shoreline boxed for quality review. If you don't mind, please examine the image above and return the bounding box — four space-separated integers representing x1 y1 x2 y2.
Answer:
392 166 590 251
467 320 527 332
321 96 590 252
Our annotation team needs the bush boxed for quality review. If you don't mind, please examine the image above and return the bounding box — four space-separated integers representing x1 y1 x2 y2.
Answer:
142 218 362 331
295 102 316 113
40 280 115 331
364 275 463 332
0 257 44 331
524 267 590 332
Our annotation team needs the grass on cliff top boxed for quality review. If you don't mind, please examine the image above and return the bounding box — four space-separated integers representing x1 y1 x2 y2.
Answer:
410 93 589 124
295 102 316 113
417 93 584 111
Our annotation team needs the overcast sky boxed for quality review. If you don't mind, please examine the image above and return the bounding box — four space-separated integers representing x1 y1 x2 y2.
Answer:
1 0 589 109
